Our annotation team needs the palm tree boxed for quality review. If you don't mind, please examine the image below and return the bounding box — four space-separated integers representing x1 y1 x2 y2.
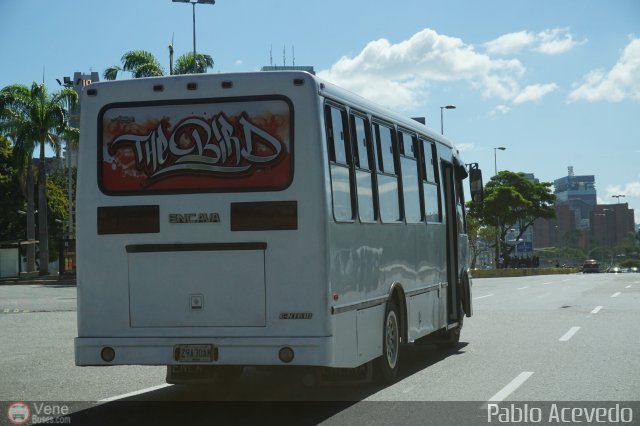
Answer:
0 83 78 275
174 52 215 75
104 49 214 80
11 133 37 273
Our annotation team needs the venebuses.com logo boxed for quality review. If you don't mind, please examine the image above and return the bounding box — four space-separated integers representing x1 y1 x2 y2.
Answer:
5 401 71 425
6 402 30 425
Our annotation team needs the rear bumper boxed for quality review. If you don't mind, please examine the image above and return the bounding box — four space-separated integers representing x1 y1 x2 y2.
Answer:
75 336 334 367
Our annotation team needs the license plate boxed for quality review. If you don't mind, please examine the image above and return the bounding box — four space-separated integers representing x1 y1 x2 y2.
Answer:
174 344 216 362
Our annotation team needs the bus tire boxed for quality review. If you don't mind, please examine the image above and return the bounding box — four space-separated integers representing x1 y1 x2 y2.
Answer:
374 299 400 383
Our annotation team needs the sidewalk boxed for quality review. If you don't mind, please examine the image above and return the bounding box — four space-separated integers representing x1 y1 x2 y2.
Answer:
0 274 76 286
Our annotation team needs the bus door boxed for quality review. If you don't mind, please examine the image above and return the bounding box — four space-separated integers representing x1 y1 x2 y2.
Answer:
442 162 461 324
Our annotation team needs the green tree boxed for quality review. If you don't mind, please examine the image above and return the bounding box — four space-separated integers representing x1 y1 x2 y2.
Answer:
104 48 214 80
173 52 215 74
0 135 24 242
467 171 556 265
0 83 78 275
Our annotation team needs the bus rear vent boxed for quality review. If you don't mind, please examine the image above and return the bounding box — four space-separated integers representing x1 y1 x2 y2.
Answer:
231 201 297 231
97 205 160 235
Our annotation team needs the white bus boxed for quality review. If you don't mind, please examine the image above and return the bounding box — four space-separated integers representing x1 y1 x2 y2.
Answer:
75 71 482 384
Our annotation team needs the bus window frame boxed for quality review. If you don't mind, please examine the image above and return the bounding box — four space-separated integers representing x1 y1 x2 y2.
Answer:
324 101 356 223
349 110 379 223
372 119 402 223
397 128 422 224
419 138 442 223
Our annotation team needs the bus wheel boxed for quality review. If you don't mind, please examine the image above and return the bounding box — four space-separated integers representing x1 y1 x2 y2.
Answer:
374 300 400 383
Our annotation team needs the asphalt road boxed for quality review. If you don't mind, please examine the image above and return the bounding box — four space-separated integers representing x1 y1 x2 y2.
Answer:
0 272 638 425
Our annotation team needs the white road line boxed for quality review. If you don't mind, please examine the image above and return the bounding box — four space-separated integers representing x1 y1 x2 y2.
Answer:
611 292 621 298
517 286 529 290
542 282 553 285
488 372 534 402
474 294 494 300
559 326 580 342
99 384 172 402
561 279 571 282
591 306 602 314
625 285 631 289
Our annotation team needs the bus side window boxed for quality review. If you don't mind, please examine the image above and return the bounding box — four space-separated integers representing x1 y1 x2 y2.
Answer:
325 104 354 221
350 113 377 222
455 177 466 233
398 131 421 223
373 122 401 223
421 139 441 222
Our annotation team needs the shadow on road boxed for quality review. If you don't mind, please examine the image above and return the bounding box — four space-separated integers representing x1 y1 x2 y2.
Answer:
52 342 468 425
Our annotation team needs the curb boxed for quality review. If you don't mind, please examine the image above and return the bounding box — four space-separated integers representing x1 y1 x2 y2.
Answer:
0 275 76 286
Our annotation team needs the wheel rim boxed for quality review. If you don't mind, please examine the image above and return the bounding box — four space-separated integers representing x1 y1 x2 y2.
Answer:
385 310 399 369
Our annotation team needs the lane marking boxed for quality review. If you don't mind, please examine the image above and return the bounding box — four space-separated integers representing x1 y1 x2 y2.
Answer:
561 279 571 282
591 306 602 314
625 285 631 289
559 326 580 342
542 281 553 285
99 384 172 402
517 286 529 290
474 294 494 300
488 372 534 402
611 292 621 298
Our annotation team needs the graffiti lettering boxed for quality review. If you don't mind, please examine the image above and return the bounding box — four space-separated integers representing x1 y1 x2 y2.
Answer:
109 114 285 180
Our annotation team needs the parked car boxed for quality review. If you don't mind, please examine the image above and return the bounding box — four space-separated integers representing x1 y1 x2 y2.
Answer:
582 259 600 273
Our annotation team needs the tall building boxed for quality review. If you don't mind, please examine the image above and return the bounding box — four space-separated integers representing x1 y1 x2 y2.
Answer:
535 167 635 250
553 166 596 230
591 203 636 246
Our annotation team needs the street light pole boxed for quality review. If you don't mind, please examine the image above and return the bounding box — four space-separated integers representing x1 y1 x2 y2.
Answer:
172 0 215 73
191 2 196 73
493 146 506 268
612 194 625 204
440 105 456 135
493 146 506 176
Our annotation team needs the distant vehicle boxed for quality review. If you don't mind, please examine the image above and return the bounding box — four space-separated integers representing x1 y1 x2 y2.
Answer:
630 266 639 273
609 266 622 273
582 259 600 273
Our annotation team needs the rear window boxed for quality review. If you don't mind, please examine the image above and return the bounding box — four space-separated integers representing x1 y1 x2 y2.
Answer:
99 96 293 194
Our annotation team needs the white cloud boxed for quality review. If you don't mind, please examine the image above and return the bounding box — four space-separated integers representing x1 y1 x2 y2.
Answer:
513 83 559 104
488 105 511 117
484 28 579 56
568 37 640 103
234 59 243 66
607 182 640 199
319 28 556 112
485 31 536 55
534 28 579 55
455 143 475 152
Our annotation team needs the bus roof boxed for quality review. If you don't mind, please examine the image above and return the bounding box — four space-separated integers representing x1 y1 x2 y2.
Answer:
85 70 460 156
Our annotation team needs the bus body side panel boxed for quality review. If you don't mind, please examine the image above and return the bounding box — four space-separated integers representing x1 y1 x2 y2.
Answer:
75 73 337 367
327 207 450 362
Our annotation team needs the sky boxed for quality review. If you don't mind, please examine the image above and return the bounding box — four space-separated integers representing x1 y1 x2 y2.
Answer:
1 0 639 222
